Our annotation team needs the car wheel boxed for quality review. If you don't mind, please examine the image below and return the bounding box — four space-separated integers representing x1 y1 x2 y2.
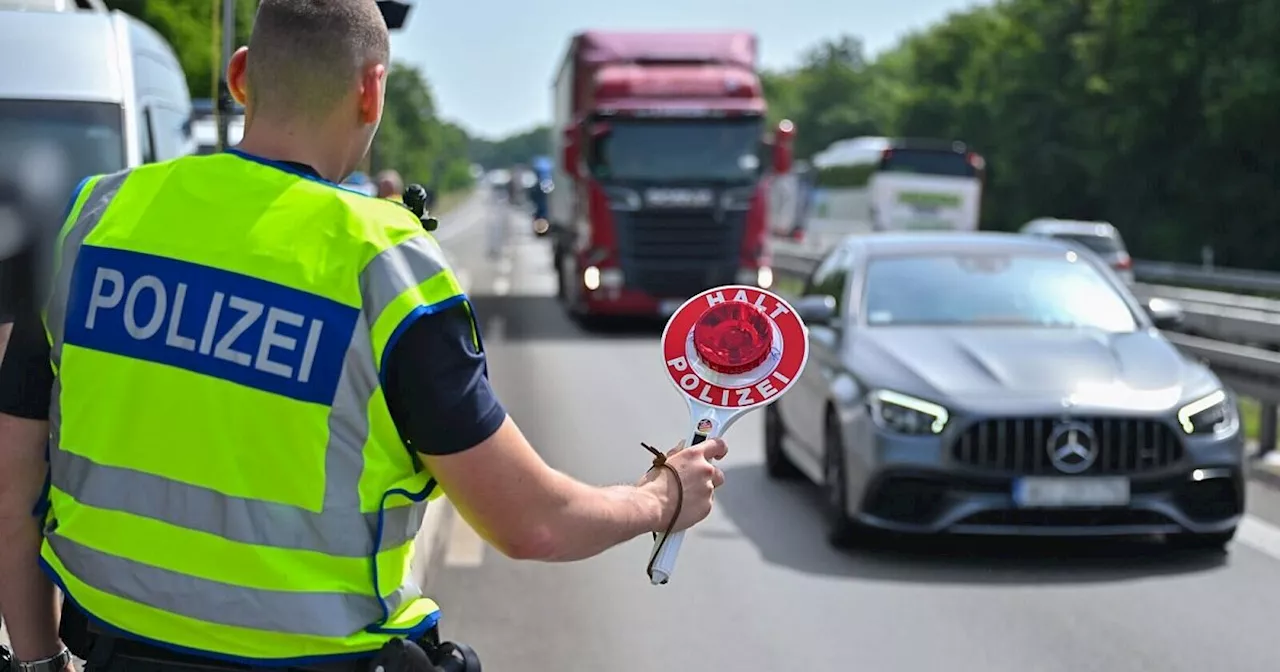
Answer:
1169 528 1236 552
822 415 859 547
764 405 800 480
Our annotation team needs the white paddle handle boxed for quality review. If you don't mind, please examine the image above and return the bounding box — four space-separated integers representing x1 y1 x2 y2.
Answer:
647 529 684 585
647 428 713 585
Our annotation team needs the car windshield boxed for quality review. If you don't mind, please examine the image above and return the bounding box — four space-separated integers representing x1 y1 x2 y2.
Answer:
1050 232 1123 255
863 251 1138 331
587 117 764 183
0 99 125 214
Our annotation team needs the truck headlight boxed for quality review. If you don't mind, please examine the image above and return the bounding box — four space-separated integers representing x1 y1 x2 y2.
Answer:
868 390 949 435
1177 389 1238 436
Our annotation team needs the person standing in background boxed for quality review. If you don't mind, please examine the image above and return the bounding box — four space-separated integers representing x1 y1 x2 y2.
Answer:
376 168 403 201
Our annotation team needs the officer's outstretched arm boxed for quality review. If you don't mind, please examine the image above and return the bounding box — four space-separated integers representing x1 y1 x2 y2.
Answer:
422 417 727 562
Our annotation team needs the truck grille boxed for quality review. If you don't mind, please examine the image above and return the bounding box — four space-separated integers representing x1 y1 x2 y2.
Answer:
950 417 1185 475
612 210 744 298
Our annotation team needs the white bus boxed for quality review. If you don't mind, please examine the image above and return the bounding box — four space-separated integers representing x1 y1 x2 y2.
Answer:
806 137 985 244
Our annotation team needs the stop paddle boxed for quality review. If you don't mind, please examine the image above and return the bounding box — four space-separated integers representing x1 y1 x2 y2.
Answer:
649 284 810 585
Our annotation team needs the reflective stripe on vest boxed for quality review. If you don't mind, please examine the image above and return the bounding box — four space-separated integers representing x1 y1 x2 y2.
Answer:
38 155 467 662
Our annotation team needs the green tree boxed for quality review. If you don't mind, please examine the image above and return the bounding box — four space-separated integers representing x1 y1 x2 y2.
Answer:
468 125 551 169
371 63 474 192
759 36 885 160
106 0 253 99
765 0 1280 268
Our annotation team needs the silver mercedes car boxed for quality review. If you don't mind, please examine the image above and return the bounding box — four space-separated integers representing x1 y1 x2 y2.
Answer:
769 232 1245 550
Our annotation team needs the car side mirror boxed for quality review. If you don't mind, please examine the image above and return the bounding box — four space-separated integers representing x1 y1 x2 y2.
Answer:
1145 297 1184 329
794 295 837 326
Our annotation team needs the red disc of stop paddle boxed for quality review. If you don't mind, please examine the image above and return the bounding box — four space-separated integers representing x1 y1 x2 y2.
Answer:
661 285 809 410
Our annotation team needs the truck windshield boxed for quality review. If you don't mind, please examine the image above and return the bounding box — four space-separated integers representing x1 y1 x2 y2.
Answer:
0 99 125 212
588 117 764 182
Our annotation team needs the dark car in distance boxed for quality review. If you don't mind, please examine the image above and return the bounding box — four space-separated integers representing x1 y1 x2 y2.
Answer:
771 232 1245 550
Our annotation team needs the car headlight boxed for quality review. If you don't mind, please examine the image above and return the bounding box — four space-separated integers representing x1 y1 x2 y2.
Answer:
1177 389 1239 436
868 390 949 435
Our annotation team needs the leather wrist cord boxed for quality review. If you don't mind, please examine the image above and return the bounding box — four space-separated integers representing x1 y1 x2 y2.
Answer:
641 442 684 582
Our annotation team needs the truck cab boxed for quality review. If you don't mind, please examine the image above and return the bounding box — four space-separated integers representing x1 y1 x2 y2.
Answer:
549 31 794 325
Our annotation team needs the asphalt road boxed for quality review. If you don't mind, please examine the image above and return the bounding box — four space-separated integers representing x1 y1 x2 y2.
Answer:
430 191 1280 672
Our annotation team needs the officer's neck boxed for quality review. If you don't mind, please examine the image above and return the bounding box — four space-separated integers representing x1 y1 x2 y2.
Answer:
238 126 348 183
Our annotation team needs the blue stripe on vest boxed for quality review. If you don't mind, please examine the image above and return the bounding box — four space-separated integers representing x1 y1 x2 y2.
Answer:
63 245 358 406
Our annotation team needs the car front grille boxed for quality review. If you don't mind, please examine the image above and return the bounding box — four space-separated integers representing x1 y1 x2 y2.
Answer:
612 209 744 298
950 417 1185 475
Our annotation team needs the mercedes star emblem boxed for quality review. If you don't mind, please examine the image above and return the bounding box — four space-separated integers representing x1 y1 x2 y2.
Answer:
1046 420 1098 474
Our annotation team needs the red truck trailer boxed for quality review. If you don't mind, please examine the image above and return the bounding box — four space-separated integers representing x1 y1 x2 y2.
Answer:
547 31 795 325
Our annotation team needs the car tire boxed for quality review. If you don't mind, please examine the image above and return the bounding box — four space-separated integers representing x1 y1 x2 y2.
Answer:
822 414 859 548
764 405 800 480
1169 528 1236 552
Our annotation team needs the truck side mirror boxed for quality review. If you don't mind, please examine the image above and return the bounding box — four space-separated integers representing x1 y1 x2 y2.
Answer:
772 119 795 174
561 125 580 179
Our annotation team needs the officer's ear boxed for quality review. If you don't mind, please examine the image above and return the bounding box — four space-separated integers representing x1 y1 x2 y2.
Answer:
227 47 250 107
358 63 386 126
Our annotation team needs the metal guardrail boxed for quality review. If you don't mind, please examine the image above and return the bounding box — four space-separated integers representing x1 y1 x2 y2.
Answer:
1133 260 1280 294
770 244 1280 452
1132 284 1280 349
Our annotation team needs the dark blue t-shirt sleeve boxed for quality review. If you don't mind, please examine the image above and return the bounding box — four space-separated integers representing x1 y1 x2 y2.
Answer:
382 302 507 455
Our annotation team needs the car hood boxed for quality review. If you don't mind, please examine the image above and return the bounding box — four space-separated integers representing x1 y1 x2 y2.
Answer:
850 327 1221 413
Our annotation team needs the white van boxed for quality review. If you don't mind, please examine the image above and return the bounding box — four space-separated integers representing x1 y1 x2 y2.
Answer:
0 0 195 216
807 136 986 249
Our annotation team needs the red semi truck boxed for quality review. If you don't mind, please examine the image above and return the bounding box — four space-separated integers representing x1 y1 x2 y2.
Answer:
547 31 795 324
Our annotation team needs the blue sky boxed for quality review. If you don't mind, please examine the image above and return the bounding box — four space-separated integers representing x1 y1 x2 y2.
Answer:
390 0 986 140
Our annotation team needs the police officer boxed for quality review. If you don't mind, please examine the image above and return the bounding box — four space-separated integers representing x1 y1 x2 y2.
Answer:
0 1 729 671
376 169 404 202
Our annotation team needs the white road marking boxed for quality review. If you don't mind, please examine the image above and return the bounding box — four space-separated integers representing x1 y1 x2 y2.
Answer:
443 503 486 568
1236 514 1280 560
498 257 514 275
493 276 511 295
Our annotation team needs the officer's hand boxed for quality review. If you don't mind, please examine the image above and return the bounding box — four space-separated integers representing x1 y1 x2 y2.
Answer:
638 438 728 533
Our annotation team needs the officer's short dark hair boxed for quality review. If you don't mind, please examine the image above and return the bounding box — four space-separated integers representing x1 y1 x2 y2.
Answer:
246 0 391 121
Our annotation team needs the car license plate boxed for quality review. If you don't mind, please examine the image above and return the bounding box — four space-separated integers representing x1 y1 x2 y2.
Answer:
659 299 685 316
1013 477 1130 508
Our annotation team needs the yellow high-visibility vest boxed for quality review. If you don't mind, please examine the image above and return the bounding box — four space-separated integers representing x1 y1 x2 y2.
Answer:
38 151 469 664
